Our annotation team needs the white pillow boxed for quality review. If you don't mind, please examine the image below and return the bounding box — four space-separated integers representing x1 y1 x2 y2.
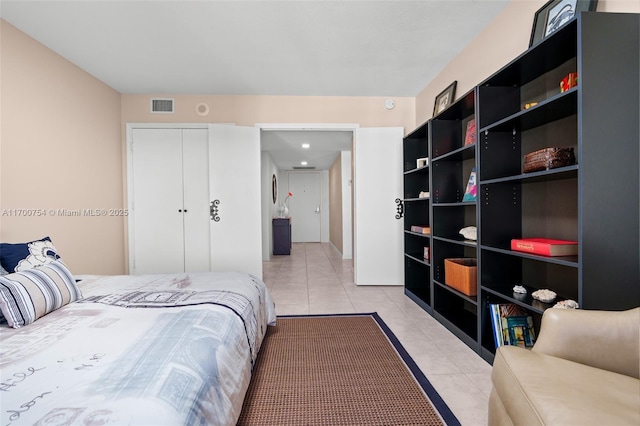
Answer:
0 260 81 328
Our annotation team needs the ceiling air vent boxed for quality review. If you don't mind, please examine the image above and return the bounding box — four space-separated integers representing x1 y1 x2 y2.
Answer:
293 166 316 170
151 98 175 113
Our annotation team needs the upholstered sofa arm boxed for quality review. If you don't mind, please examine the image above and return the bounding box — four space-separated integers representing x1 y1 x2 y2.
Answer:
532 307 640 378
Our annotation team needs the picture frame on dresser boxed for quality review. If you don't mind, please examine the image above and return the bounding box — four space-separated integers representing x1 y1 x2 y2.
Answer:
432 81 457 116
529 0 598 46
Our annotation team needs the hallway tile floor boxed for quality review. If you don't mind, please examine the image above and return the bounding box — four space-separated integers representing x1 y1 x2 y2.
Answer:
262 242 492 426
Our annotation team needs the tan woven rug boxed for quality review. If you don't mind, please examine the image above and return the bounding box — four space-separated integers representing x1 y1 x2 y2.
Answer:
238 314 460 426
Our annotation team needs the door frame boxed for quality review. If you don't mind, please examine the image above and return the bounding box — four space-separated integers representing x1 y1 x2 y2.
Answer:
256 122 357 268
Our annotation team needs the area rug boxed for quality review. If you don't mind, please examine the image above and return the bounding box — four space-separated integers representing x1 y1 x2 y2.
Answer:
237 313 460 426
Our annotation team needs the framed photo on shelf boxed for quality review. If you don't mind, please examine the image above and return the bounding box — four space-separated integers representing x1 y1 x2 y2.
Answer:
432 81 457 116
529 0 598 47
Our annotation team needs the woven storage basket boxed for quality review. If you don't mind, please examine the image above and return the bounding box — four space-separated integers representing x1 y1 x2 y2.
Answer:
444 258 477 296
523 147 575 173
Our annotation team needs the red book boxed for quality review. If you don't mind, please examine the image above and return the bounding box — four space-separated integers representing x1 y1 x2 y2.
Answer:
511 238 578 256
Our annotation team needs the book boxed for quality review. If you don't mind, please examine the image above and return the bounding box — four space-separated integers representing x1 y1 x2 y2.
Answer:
489 304 504 348
464 119 477 146
489 303 536 348
410 225 431 234
511 238 578 256
462 167 477 202
506 316 536 348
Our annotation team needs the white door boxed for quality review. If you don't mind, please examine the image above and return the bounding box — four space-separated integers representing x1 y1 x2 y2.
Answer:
353 127 404 285
131 128 185 274
208 125 263 278
181 129 211 272
288 172 322 242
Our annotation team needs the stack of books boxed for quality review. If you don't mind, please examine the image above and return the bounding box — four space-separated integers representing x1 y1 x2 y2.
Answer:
489 303 536 349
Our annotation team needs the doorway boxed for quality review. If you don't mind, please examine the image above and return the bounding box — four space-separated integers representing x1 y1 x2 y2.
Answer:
259 124 355 262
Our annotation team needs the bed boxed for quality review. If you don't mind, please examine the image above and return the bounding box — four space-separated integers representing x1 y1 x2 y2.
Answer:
0 261 276 426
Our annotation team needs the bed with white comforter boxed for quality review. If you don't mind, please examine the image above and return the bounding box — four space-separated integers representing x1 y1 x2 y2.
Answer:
0 271 276 426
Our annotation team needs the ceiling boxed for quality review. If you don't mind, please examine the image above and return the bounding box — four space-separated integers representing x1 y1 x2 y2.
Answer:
0 0 509 169
261 130 352 170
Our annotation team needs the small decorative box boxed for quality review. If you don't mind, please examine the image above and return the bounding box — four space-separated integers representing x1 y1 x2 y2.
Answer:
523 147 575 173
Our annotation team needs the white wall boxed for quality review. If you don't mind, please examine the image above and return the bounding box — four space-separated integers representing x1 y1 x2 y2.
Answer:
341 150 353 259
260 151 279 261
321 170 330 243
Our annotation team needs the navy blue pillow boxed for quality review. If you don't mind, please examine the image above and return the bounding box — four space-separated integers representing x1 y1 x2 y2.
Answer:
0 236 61 273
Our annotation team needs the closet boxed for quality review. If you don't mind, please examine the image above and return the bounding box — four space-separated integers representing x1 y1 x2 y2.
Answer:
127 124 262 278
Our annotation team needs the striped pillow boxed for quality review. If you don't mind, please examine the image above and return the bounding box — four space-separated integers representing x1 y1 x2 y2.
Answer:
0 260 82 328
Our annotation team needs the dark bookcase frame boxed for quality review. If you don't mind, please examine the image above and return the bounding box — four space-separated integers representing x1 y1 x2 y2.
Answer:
402 12 639 363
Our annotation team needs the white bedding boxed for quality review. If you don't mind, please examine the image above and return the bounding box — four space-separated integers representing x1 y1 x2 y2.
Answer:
0 272 276 426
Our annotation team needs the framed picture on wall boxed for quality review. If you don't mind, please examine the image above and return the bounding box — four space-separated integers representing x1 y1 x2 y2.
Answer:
433 81 457 117
529 0 598 47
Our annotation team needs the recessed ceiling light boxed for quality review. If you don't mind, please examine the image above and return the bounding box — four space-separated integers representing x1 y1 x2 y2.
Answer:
302 143 310 149
301 161 308 166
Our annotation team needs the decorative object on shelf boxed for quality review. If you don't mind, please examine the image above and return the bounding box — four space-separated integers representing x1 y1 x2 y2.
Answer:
444 258 477 296
464 118 477 146
511 238 578 256
553 299 580 309
459 226 477 241
418 191 430 199
513 285 527 294
523 102 538 110
395 198 404 219
433 81 457 116
532 289 557 303
560 72 578 92
529 0 598 47
462 167 477 202
523 147 576 173
272 174 277 204
423 247 430 261
278 192 293 218
410 225 430 234
416 157 429 168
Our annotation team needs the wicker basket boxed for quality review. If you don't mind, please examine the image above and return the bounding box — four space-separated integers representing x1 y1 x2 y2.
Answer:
523 147 575 173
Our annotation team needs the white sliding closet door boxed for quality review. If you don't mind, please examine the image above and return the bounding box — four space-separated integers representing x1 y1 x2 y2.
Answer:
353 127 404 285
208 125 262 278
130 128 192 273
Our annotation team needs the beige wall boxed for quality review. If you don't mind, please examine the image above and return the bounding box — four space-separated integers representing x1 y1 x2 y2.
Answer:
415 0 640 125
0 20 124 274
121 94 415 130
328 154 343 253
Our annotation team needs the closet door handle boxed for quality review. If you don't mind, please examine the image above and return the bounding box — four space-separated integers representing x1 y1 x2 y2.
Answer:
395 198 404 219
210 200 220 222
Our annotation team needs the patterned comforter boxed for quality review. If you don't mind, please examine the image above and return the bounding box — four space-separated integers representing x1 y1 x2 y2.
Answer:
0 272 276 426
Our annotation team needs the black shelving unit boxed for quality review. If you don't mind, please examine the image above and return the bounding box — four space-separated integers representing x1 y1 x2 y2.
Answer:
403 12 640 364
402 122 432 312
430 88 479 351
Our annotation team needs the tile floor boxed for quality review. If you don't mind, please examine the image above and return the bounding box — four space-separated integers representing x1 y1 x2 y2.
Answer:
262 242 492 426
